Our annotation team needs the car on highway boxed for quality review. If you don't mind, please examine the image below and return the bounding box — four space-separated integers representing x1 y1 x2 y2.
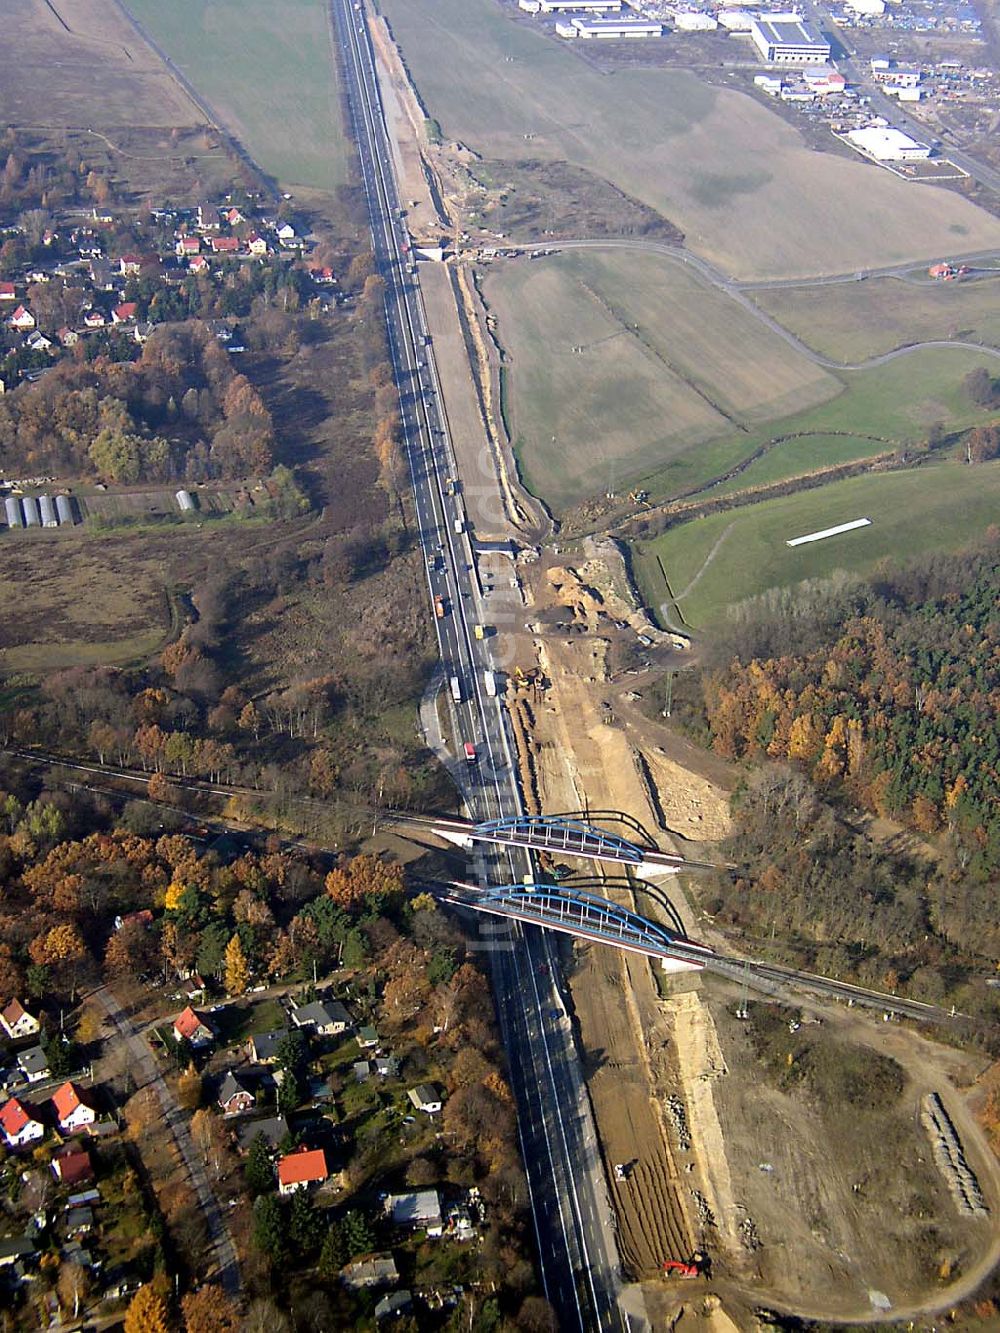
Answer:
463 741 477 763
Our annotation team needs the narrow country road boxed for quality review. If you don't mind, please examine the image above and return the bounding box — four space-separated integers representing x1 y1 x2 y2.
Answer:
94 987 241 1297
508 238 1000 372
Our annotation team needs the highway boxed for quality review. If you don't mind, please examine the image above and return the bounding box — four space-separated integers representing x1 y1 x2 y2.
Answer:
330 1 630 1326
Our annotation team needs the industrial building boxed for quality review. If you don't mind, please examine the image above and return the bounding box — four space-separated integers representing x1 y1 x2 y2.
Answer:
673 11 718 30
537 0 623 11
750 13 831 63
847 125 932 160
558 14 662 35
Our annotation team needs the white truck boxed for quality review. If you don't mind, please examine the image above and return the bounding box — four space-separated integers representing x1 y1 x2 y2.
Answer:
483 670 497 698
450 675 462 704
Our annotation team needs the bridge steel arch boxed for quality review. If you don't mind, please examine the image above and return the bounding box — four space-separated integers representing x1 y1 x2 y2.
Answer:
473 814 647 865
443 883 708 966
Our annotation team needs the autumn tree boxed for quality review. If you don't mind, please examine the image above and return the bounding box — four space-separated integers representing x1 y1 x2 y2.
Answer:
325 854 404 913
124 1284 172 1333
181 1285 239 1333
57 1260 90 1318
224 933 250 995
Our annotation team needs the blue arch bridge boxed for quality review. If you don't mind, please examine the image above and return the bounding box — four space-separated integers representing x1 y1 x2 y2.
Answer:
438 882 713 973
427 811 704 874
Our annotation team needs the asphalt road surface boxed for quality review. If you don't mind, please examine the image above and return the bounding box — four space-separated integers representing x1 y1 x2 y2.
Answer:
330 0 635 1326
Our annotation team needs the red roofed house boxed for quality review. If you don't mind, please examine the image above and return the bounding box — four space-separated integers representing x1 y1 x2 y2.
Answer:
112 302 138 325
173 1006 216 1049
246 234 268 257
224 207 245 225
8 305 35 330
1 997 41 1041
277 1145 329 1195
83 310 105 328
52 1145 94 1186
0 1097 45 1149
189 255 210 275
113 909 154 932
309 267 336 284
52 1082 96 1134
119 255 143 276
210 236 240 255
176 236 201 257
0 281 15 301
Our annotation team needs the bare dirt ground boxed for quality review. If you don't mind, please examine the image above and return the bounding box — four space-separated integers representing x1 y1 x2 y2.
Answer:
3 0 200 127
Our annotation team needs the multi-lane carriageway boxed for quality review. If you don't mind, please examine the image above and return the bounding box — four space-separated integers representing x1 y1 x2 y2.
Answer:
331 0 630 1328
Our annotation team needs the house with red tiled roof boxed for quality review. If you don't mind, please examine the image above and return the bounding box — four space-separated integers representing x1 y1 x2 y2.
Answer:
308 266 336 284
52 1145 94 1186
0 281 15 301
0 1097 45 1149
277 1145 329 1195
173 1006 216 1049
8 305 35 330
0 998 40 1041
189 255 209 275
176 236 201 257
119 255 143 276
209 236 240 255
83 310 105 328
51 1082 96 1134
111 302 137 325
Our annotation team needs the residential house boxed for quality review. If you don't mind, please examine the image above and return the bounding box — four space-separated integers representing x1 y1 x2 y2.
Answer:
353 1061 370 1084
385 1190 442 1235
133 321 155 344
276 1145 329 1195
173 1006 216 1049
89 259 116 290
17 1046 50 1084
0 1238 37 1269
224 207 245 225
0 1097 45 1149
52 1082 96 1134
407 1083 443 1115
217 1071 256 1116
176 236 201 258
209 236 240 255
8 305 35 330
235 1115 289 1153
357 1026 379 1049
52 1146 94 1187
57 327 79 347
111 302 138 325
375 1291 413 1322
1 998 41 1041
290 999 351 1037
0 281 15 301
196 203 221 231
309 266 336 284
26 331 52 352
189 255 210 275
63 1206 94 1237
246 1028 289 1065
206 319 233 341
374 1057 399 1079
246 234 268 256
341 1254 400 1291
83 310 106 329
276 223 297 246
119 255 143 276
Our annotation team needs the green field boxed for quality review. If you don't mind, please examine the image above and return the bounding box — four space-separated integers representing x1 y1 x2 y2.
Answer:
487 248 1000 511
752 275 1000 362
487 248 837 510
125 0 347 190
379 0 1000 279
634 460 1000 629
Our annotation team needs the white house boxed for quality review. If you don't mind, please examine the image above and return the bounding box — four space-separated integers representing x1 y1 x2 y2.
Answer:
0 998 41 1041
0 1097 45 1149
52 1082 96 1134
407 1083 444 1115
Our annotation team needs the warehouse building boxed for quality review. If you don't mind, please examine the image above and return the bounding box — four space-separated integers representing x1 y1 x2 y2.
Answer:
559 14 662 34
847 125 932 160
750 13 830 63
538 0 623 11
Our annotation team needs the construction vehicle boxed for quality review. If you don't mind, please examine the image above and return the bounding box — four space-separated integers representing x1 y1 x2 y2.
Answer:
662 1252 709 1280
434 594 446 619
474 623 488 641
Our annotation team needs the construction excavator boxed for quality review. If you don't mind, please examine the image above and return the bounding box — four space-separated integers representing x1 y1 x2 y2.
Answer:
662 1252 710 1280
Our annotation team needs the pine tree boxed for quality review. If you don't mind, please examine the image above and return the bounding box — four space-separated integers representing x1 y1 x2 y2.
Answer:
318 1223 346 1279
245 1133 274 1196
224 933 249 995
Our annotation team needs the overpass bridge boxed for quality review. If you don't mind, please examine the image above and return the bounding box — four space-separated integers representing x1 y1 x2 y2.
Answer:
423 811 714 876
439 881 711 973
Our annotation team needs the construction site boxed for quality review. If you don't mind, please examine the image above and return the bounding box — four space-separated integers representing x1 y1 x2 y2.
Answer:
363 13 1000 1326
